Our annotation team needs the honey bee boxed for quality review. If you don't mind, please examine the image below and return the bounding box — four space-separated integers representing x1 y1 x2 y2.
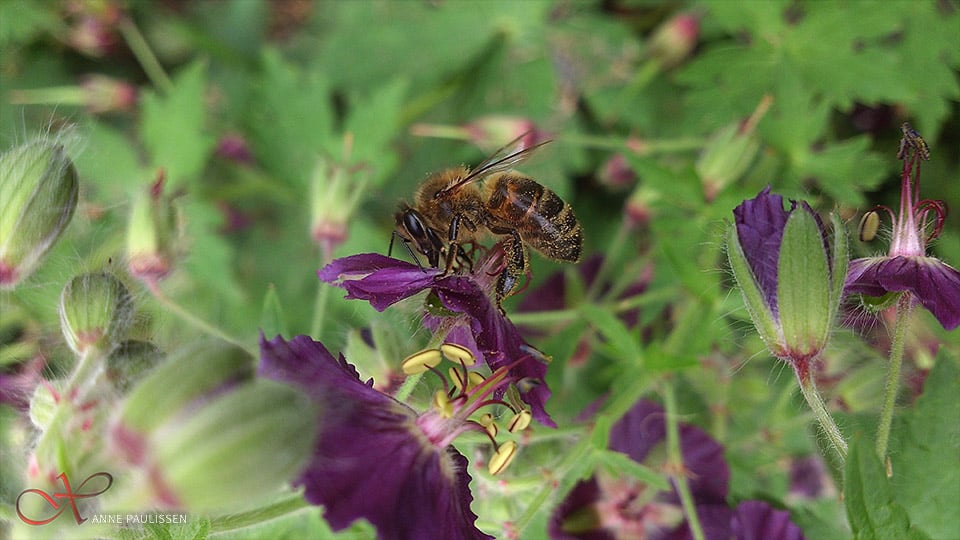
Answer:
390 135 583 302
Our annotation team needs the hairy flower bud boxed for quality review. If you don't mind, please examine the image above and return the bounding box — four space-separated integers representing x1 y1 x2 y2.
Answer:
696 96 770 201
0 140 79 289
310 158 368 261
59 271 134 358
106 340 164 393
646 12 700 69
728 187 847 363
126 173 179 283
109 342 316 511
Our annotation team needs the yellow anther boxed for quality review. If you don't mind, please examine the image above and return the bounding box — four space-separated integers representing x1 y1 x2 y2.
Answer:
478 413 499 437
467 372 485 388
858 211 880 242
401 348 442 375
507 410 532 433
433 390 453 418
488 440 518 476
440 343 476 366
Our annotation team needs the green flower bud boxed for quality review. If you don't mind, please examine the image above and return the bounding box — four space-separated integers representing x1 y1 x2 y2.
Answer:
106 340 163 393
696 96 771 201
0 140 79 289
110 342 315 511
149 379 316 510
310 157 368 260
115 341 253 434
59 272 134 357
729 188 847 363
127 174 179 284
28 382 59 430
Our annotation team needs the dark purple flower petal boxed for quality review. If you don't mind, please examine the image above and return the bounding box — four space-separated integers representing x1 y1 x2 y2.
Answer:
258 334 492 540
432 276 554 427
318 253 441 311
731 500 806 540
321 253 555 426
548 478 615 540
845 255 960 330
609 400 728 504
660 504 733 540
732 187 792 314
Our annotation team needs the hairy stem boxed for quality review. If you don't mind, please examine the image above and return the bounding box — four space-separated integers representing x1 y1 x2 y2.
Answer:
875 295 914 470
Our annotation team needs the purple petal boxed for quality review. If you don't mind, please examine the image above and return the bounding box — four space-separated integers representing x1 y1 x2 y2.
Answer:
258 334 492 540
732 187 791 314
845 256 960 330
659 504 733 540
319 253 441 311
609 400 729 503
731 500 806 540
433 276 555 427
548 478 615 540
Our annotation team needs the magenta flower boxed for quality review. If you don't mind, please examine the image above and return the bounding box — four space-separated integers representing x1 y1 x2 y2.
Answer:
549 400 805 540
260 334 527 540
319 246 554 426
845 123 959 330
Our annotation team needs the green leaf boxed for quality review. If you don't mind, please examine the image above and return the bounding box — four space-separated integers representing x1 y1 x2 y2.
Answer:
258 284 288 339
777 209 831 357
343 78 407 184
844 437 932 540
888 353 960 540
595 449 670 491
140 60 216 188
580 302 641 362
246 49 334 187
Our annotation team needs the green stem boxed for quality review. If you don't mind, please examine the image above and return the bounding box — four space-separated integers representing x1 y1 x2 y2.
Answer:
8 87 87 106
118 17 172 93
512 431 593 533
208 492 310 532
663 381 705 540
875 295 914 465
586 218 630 301
797 363 847 462
310 278 330 339
148 283 252 354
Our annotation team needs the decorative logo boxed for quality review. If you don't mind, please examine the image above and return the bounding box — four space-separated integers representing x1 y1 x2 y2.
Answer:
16 472 113 526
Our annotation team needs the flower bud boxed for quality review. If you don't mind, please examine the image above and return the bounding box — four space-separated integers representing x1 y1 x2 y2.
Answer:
696 122 760 201
646 12 700 69
464 115 539 152
59 271 134 357
696 96 770 201
126 173 179 283
598 154 636 190
80 74 138 113
115 342 253 436
106 340 164 393
310 158 368 260
728 187 847 362
110 342 315 511
0 141 79 289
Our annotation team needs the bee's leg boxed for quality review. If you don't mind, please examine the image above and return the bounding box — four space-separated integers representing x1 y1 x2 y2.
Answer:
390 231 426 271
489 227 528 304
444 213 477 276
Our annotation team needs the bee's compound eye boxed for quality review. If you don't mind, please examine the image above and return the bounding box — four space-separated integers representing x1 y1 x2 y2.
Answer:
403 211 426 238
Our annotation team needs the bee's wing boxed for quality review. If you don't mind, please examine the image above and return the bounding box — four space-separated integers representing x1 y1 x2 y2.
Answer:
439 132 549 195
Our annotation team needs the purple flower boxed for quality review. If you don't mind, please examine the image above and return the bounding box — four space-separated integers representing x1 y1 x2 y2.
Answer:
728 187 846 367
259 334 500 540
319 246 554 426
844 124 959 330
549 400 806 540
